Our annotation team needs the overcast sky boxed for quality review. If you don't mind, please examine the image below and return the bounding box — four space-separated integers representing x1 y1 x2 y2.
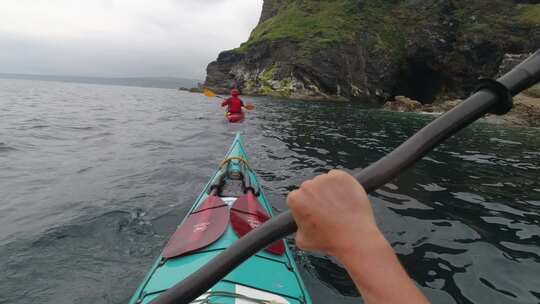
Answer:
0 0 263 79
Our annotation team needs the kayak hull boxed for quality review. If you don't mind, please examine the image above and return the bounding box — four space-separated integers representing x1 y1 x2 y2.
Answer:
226 112 245 123
129 133 311 304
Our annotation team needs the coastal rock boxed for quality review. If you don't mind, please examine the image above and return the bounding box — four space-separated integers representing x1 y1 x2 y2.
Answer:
384 93 540 127
497 53 540 98
512 94 540 127
433 100 463 112
384 52 540 126
484 94 540 127
383 96 422 112
497 53 533 76
204 0 540 103
525 84 540 98
384 97 465 113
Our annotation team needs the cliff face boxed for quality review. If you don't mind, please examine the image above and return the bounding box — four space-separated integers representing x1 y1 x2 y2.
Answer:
204 0 540 103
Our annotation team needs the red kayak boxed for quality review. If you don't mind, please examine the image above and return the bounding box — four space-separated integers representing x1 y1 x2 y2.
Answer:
226 112 245 123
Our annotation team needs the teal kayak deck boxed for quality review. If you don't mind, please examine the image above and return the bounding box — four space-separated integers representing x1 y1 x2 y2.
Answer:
130 133 311 304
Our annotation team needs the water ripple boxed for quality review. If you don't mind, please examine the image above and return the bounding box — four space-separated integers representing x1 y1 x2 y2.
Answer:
0 142 18 152
1 79 539 304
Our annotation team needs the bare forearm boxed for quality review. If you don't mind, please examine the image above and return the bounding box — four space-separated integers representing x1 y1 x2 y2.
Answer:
286 171 429 303
335 232 430 304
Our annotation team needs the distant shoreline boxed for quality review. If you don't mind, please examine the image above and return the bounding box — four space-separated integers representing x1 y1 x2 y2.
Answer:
0 73 202 90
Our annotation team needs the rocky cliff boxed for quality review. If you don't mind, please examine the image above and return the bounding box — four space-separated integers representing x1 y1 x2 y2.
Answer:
204 0 540 103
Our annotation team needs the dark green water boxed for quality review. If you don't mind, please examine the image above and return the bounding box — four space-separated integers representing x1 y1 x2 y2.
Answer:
1 79 539 303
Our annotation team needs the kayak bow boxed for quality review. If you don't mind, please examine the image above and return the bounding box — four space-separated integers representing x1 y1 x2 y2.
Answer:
130 133 311 304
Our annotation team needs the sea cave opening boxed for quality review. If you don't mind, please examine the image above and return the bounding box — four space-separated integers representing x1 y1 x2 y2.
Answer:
394 57 445 104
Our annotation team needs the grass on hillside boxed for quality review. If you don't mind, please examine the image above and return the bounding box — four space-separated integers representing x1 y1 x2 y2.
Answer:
517 4 540 25
236 0 360 52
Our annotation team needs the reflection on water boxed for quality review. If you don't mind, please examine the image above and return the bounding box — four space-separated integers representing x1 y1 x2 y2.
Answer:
0 79 539 303
250 98 540 303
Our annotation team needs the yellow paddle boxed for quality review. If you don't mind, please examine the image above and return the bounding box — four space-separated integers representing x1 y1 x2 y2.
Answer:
203 88 255 110
203 88 222 99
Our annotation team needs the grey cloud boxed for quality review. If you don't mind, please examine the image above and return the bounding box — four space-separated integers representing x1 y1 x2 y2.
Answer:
0 0 263 79
0 32 218 78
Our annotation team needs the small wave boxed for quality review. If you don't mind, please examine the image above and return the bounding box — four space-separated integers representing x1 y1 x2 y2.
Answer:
77 167 93 174
29 134 67 141
423 156 446 164
481 182 505 188
419 183 447 192
63 126 94 131
132 139 174 150
0 143 18 152
21 118 46 124
16 117 50 130
301 254 359 297
29 124 49 129
490 138 522 145
177 131 208 143
82 132 113 140
448 151 498 165
17 124 50 130
96 117 115 122
452 192 486 204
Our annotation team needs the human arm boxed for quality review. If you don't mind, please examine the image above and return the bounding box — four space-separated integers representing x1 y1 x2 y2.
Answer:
287 170 430 304
221 98 230 107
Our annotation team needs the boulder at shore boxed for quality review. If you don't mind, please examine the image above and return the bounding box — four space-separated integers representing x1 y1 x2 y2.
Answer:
383 90 540 128
383 53 540 127
383 96 422 112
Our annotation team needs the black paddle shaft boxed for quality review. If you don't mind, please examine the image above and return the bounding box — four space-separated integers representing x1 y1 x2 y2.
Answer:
150 50 540 304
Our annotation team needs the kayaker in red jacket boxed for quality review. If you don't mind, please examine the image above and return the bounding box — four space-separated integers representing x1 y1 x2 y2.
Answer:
287 170 430 304
221 89 244 114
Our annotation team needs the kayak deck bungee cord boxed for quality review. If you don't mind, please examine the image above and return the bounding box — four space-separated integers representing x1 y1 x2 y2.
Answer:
130 133 311 304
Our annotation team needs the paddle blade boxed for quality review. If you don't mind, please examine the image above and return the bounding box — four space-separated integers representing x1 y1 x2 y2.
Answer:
162 195 229 259
230 192 285 255
244 104 255 111
203 88 217 98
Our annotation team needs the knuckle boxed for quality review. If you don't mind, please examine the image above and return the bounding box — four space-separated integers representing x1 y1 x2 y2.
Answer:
300 179 314 191
328 169 340 176
287 190 300 207
331 169 356 185
329 169 347 179
313 173 326 183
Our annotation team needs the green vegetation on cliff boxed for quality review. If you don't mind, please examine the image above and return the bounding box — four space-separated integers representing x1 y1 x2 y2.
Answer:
238 0 537 54
207 0 539 103
518 4 540 25
238 0 360 52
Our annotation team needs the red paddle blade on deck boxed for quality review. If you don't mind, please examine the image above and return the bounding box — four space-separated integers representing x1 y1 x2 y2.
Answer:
162 195 229 259
230 191 285 255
